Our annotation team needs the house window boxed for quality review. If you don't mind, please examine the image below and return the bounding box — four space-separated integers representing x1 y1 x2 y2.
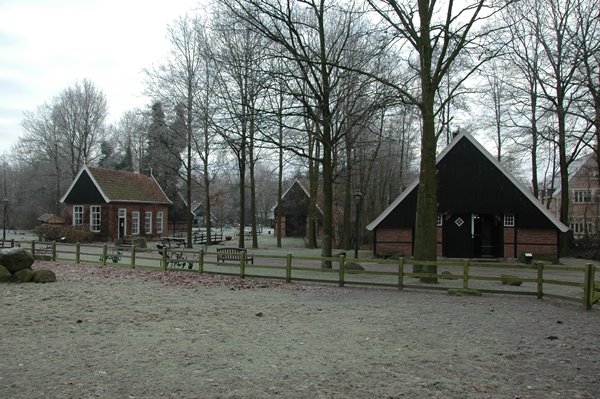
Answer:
570 219 594 237
132 211 140 235
145 212 152 234
504 213 515 227
574 190 593 203
73 205 84 225
437 214 443 226
90 206 101 232
157 212 163 234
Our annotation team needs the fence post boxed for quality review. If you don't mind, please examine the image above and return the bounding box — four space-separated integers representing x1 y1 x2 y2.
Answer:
130 245 136 269
51 241 57 261
338 254 345 287
536 262 544 299
398 257 404 290
31 241 36 257
584 263 593 310
286 253 292 283
162 248 168 271
240 252 246 278
102 244 108 266
75 242 80 264
463 262 469 289
198 249 204 273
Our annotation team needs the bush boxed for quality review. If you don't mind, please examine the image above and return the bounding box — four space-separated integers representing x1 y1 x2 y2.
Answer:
34 224 94 243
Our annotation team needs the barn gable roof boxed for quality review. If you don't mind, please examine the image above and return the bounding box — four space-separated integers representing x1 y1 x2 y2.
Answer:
60 165 172 205
366 132 568 232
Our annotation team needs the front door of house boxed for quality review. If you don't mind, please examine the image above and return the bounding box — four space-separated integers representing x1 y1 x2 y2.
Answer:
118 209 126 239
443 213 473 258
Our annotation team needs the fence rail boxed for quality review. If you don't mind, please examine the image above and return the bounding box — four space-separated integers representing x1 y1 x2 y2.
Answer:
20 240 600 310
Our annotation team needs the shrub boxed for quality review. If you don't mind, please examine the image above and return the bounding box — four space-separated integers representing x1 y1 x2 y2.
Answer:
34 224 94 243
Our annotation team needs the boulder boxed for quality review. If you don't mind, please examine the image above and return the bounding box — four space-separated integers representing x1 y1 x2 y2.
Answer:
344 262 365 270
32 269 56 283
0 264 14 282
0 247 35 274
14 268 34 282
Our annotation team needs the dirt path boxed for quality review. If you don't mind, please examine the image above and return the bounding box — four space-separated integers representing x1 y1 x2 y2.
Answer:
1 262 599 398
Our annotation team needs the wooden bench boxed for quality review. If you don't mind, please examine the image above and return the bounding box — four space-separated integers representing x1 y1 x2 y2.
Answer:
216 247 253 264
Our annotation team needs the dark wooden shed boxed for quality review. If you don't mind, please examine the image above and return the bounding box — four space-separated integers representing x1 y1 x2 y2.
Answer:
367 132 569 261
272 179 323 238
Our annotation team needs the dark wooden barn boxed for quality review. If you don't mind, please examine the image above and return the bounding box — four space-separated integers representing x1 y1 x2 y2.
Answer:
366 132 568 261
272 179 323 238
60 165 171 241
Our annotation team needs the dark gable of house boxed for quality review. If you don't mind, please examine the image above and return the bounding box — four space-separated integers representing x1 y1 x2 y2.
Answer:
369 133 568 260
61 169 106 204
378 137 556 229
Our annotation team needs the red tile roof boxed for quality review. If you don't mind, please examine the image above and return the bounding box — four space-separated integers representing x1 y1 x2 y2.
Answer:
87 167 171 204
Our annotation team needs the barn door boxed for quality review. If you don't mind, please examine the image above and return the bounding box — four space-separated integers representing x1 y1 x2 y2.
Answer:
442 213 473 258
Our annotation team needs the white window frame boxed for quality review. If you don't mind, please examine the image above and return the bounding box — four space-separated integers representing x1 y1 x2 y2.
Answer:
503 213 515 227
132 211 140 235
570 219 594 236
90 206 101 232
574 190 593 203
156 211 163 234
145 212 152 234
73 205 84 226
436 214 443 227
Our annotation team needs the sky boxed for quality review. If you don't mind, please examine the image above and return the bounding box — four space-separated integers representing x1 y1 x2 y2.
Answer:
0 0 206 153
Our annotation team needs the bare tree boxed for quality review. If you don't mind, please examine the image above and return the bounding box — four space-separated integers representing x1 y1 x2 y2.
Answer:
367 0 507 280
53 79 108 178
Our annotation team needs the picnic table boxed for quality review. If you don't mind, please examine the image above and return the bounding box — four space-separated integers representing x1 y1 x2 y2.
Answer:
161 237 186 248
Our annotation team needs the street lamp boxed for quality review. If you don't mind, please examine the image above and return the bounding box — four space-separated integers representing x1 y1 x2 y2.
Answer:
353 191 363 259
2 197 8 242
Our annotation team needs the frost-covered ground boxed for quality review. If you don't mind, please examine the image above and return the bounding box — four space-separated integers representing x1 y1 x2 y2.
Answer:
1 262 598 399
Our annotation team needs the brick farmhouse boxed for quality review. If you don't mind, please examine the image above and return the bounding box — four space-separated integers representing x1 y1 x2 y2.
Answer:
366 132 569 261
60 165 172 241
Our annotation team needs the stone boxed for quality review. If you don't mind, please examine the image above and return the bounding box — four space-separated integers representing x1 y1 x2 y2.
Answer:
13 269 34 282
0 264 14 282
32 269 56 283
344 262 365 270
500 274 523 286
0 247 35 274
448 288 482 296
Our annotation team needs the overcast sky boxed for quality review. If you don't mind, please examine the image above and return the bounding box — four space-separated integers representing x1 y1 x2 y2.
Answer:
0 0 204 153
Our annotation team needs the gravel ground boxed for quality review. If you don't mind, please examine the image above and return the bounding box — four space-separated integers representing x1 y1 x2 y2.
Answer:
1 261 599 399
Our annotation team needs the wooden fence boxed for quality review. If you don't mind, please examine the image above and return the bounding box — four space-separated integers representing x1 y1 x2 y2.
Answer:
24 240 600 311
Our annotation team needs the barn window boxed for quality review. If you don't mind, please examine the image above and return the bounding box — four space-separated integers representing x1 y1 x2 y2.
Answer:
503 213 515 227
157 212 164 234
90 206 101 232
145 212 152 234
574 190 593 203
73 205 84 225
437 214 443 226
132 211 140 235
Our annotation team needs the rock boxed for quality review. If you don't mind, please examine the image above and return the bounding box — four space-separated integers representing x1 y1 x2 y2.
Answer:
0 264 15 282
13 268 34 282
441 271 458 280
500 274 523 286
32 269 56 283
344 262 364 270
0 247 35 274
447 288 482 296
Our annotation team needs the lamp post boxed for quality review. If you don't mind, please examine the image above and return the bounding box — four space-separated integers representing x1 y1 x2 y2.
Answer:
2 197 8 242
353 191 363 259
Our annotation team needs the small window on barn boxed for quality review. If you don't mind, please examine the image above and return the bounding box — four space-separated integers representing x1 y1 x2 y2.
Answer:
145 212 152 234
73 205 84 226
437 214 443 226
90 206 101 232
503 213 515 227
132 211 140 235
574 190 593 203
157 212 164 234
